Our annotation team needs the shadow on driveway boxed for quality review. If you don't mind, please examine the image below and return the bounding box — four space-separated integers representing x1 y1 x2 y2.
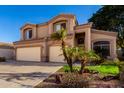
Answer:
0 60 66 67
0 72 51 88
0 72 50 81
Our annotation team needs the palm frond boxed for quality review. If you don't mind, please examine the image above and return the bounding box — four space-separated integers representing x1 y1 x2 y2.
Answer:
51 28 67 40
51 31 61 40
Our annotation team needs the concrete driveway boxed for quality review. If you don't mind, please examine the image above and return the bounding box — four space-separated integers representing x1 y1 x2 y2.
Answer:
0 60 64 88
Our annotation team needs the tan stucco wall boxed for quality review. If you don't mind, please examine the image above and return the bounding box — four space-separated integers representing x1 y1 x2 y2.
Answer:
91 33 116 41
14 42 43 48
20 14 76 41
48 35 74 47
0 49 14 59
91 33 117 59
67 18 76 34
37 25 48 38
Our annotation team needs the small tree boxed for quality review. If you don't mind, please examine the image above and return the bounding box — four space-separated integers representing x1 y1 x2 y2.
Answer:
51 28 73 72
72 47 100 74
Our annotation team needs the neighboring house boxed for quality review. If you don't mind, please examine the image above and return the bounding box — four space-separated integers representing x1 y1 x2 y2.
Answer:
13 14 117 62
0 42 14 59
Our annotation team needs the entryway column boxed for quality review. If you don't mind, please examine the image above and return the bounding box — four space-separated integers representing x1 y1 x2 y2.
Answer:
111 39 117 59
41 37 49 62
85 28 91 51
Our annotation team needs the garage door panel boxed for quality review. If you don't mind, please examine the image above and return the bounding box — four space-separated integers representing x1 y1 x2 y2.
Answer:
17 47 41 62
49 46 64 62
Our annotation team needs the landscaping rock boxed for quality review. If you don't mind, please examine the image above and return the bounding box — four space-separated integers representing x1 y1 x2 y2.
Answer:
55 74 63 84
102 75 119 81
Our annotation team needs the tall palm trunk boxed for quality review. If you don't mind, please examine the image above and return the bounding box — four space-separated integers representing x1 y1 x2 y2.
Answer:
68 58 73 72
61 39 73 72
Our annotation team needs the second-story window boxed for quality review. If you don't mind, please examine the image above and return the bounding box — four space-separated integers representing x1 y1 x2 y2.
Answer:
54 22 66 32
25 30 33 39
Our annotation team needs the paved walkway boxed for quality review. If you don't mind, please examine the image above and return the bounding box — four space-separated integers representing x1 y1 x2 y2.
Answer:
0 61 64 88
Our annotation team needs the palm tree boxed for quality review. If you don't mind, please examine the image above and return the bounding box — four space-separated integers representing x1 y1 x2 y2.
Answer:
64 47 100 74
72 47 100 74
51 28 73 72
51 29 100 73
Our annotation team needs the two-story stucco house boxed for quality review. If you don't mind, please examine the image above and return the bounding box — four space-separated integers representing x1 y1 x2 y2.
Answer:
13 14 117 62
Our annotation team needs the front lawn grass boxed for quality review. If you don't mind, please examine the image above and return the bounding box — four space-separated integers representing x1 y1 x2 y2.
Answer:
86 65 119 76
58 64 119 76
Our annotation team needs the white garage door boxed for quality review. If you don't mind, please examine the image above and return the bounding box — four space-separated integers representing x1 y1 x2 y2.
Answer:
17 47 41 62
49 46 64 62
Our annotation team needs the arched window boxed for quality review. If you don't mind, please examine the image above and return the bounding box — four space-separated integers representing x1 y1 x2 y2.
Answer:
53 21 66 32
25 29 33 39
93 41 110 58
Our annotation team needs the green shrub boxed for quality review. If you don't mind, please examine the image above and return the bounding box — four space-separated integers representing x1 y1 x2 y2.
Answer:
90 58 105 65
101 60 118 66
63 65 80 72
61 72 89 88
0 57 6 62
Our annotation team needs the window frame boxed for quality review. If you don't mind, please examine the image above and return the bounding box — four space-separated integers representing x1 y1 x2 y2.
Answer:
53 21 67 32
25 29 33 40
93 41 110 57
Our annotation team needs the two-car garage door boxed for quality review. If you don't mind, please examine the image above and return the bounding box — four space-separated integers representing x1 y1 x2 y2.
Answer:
16 46 64 62
16 47 41 62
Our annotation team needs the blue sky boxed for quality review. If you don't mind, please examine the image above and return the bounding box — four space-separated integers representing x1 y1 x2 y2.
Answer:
0 5 101 43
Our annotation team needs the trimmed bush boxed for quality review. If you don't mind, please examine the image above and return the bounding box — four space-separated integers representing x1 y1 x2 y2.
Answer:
0 57 6 62
61 72 89 88
101 61 117 66
90 58 104 65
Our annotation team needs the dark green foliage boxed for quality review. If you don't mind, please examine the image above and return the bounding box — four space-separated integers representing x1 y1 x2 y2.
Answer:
89 6 124 32
90 58 105 65
89 5 124 49
101 60 118 66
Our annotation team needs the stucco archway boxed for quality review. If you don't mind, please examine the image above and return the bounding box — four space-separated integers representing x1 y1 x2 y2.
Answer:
92 41 110 58
91 39 115 59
